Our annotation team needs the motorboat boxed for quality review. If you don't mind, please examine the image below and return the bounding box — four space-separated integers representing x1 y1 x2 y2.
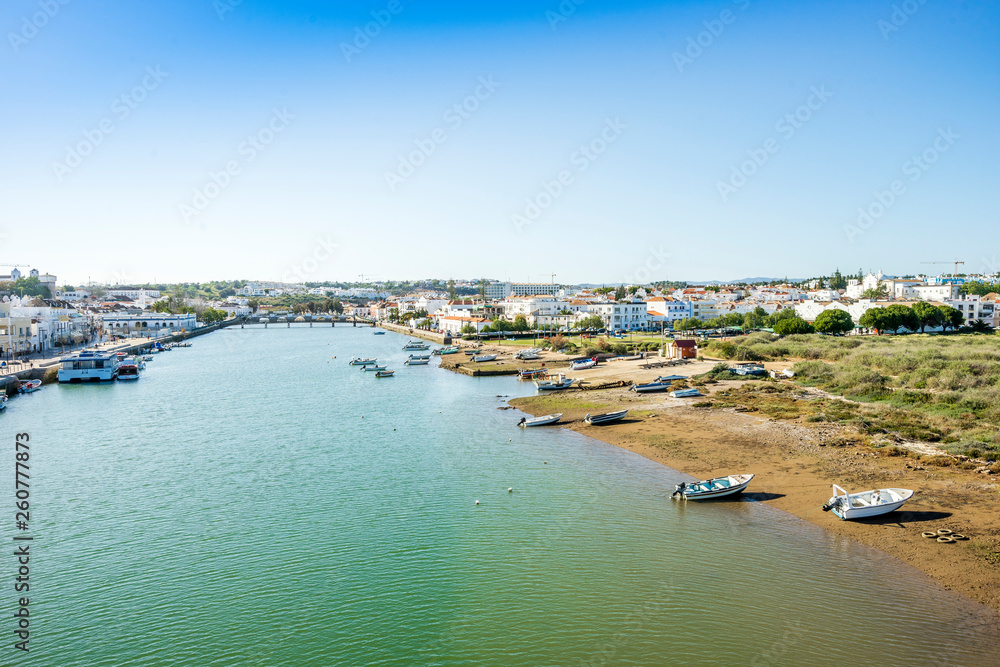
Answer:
472 354 497 362
515 348 542 361
669 388 702 398
464 349 481 356
534 374 575 390
117 364 140 381
375 370 395 377
408 354 431 360
570 357 597 371
373 331 386 335
17 380 42 394
405 358 430 365
655 375 687 383
362 365 388 372
434 347 460 355
517 413 562 427
822 484 913 520
584 410 628 425
672 474 754 500
403 341 429 351
0 395 7 410
517 368 547 379
349 358 378 366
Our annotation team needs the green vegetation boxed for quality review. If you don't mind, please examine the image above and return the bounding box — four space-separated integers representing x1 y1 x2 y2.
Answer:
704 332 1000 455
859 303 963 334
0 276 52 299
773 316 814 336
813 309 853 335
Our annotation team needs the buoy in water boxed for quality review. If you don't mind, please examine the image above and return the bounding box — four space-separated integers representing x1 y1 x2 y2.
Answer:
508 487 513 493
475 500 480 505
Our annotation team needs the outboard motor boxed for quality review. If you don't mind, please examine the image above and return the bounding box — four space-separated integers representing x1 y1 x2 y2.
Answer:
672 482 687 497
821 498 839 512
517 417 526 426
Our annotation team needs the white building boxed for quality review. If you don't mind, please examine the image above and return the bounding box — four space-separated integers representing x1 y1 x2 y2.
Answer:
100 312 198 334
591 300 648 331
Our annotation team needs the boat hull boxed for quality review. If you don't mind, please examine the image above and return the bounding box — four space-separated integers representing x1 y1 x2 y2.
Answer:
519 413 562 427
827 486 914 520
584 410 628 425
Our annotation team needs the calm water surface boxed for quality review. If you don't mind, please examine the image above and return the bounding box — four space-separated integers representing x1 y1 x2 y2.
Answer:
3 326 999 666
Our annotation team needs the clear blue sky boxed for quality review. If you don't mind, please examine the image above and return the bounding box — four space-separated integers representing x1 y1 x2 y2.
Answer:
2 0 998 286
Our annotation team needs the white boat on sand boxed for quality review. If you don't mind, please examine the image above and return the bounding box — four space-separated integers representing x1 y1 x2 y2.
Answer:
472 354 497 362
517 413 562 427
570 357 597 371
672 474 754 500
534 374 575 390
822 484 913 520
584 410 628 425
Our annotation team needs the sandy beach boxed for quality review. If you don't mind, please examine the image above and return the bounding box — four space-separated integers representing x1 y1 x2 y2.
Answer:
440 344 1000 613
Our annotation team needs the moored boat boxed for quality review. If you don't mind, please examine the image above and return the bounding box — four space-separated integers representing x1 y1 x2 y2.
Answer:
17 380 42 394
408 354 431 360
117 364 140 381
405 358 430 365
517 368 547 379
362 365 388 371
584 410 628 425
375 369 395 377
57 350 120 383
518 413 562 427
0 395 7 410
570 357 597 371
373 331 386 335
403 341 429 351
433 346 460 355
822 484 913 520
672 474 754 500
472 354 497 362
350 357 378 366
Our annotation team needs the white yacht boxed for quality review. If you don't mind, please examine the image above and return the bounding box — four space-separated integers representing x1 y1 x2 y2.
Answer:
57 350 120 383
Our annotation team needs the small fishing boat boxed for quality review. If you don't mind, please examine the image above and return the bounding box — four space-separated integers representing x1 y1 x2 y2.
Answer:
534 374 575 390
584 410 628 425
631 381 672 393
515 348 541 359
362 365 388 372
408 353 431 360
655 375 687 383
350 357 378 366
375 370 395 377
17 380 42 394
403 341 429 351
822 484 913 520
0 395 7 410
731 362 766 376
672 474 754 500
142 356 153 362
518 413 562 427
472 354 497 363
464 349 481 356
769 368 795 379
117 364 140 381
570 357 597 371
405 358 430 365
517 368 547 379
373 331 386 335
669 388 702 398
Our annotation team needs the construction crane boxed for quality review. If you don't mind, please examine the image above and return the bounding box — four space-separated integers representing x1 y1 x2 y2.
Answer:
921 260 965 277
358 274 379 283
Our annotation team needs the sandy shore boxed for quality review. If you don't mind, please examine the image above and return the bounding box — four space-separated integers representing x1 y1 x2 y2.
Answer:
493 356 1000 614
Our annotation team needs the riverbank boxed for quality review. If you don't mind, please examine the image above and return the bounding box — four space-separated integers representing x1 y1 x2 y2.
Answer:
509 383 1000 613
